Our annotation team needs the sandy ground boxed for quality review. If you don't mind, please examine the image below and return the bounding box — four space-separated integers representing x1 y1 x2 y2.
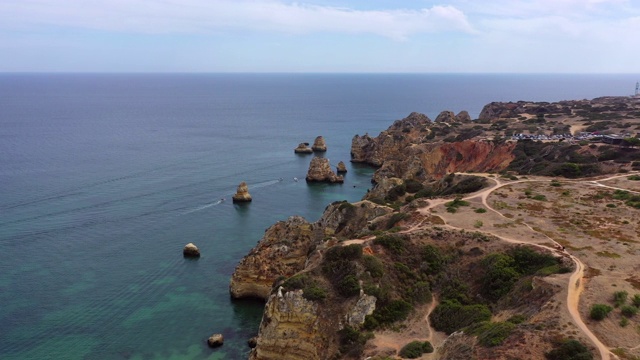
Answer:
356 171 640 359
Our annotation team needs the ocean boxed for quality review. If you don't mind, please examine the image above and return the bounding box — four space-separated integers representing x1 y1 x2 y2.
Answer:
0 73 636 359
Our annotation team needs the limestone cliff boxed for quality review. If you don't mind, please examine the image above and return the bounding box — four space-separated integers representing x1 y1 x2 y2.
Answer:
230 216 319 300
230 201 392 300
249 288 325 360
351 112 516 181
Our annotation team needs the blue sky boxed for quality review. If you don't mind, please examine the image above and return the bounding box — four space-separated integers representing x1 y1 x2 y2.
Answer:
1 0 639 73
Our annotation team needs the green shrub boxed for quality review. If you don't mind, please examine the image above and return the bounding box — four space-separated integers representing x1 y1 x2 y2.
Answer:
545 339 593 360
589 304 613 320
410 281 432 304
632 294 640 307
386 184 407 201
613 290 628 307
628 175 640 181
337 275 361 297
422 244 447 273
481 253 520 301
507 314 527 324
532 194 547 201
467 321 515 347
620 305 638 317
303 285 327 302
387 212 408 229
620 316 630 327
509 246 559 275
373 234 406 254
404 179 424 193
475 208 487 213
338 325 373 357
362 255 384 278
430 300 492 334
399 341 434 358
368 299 413 327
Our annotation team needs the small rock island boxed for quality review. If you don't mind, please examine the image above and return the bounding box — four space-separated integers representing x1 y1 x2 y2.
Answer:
311 136 327 152
305 157 343 183
294 142 313 154
232 182 252 203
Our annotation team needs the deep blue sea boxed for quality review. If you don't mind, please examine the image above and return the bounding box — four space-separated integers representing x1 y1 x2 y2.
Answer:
0 73 636 359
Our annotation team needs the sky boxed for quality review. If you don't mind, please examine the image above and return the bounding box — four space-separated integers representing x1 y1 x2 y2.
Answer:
1 0 639 73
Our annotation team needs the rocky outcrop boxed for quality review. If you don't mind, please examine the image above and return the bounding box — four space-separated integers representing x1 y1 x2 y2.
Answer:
311 136 327 152
294 142 313 154
315 200 394 238
306 157 344 183
232 182 252 203
183 243 200 257
351 112 516 181
456 110 472 123
336 161 347 174
435 110 456 123
207 334 224 347
249 288 325 360
345 293 376 326
230 216 318 300
230 200 392 301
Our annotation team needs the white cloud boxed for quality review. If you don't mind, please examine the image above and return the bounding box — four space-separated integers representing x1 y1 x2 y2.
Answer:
0 0 476 40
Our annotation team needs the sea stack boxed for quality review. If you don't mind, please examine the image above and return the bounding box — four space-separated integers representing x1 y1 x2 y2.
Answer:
306 157 344 183
311 136 327 152
232 182 252 203
294 142 313 154
183 243 200 257
336 161 347 174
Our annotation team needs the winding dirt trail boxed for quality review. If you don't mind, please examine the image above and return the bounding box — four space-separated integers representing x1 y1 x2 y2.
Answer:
347 172 638 359
430 173 640 360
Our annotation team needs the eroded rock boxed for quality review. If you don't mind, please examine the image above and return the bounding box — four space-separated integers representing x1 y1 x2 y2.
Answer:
232 181 252 203
183 243 200 257
306 157 343 183
311 136 327 152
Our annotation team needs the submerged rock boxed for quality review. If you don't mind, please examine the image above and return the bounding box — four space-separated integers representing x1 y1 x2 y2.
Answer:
183 243 200 257
294 142 313 154
207 333 224 347
311 136 327 152
306 157 343 183
232 182 252 203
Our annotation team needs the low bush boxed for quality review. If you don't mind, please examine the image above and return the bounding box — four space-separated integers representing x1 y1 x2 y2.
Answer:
386 212 408 229
545 339 593 360
620 305 638 317
613 290 628 308
404 179 424 193
399 341 434 358
366 299 413 328
362 255 384 278
338 325 373 358
467 321 515 347
632 294 640 307
589 304 613 320
373 234 406 254
430 300 492 334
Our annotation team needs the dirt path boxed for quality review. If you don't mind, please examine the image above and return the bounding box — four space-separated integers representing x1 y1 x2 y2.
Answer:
416 173 638 360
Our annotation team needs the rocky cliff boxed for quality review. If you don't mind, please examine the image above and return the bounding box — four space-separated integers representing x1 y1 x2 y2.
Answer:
230 216 318 300
351 111 516 182
230 201 393 300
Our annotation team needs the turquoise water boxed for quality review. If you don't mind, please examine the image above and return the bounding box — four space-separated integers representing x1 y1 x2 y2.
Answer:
0 73 636 359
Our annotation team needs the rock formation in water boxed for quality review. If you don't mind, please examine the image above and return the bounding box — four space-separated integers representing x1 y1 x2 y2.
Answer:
232 181 252 203
311 136 327 152
207 333 224 347
294 142 313 154
305 157 344 183
183 243 200 257
336 161 347 174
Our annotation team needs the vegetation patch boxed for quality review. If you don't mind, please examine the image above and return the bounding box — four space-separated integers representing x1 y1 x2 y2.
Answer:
398 341 434 358
466 321 516 347
430 300 492 334
545 339 593 360
589 304 613 320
